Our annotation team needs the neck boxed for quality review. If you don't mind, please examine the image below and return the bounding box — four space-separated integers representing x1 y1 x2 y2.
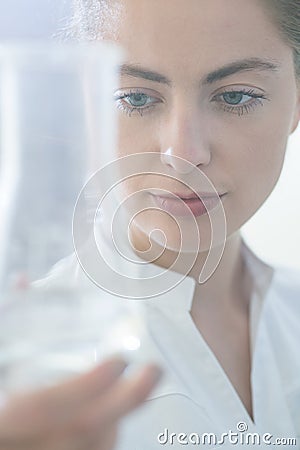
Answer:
131 227 251 314
190 232 251 316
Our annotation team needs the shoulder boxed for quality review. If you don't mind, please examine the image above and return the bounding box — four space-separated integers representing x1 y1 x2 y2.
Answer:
242 239 300 313
262 265 300 389
270 264 300 311
34 252 105 293
264 264 300 339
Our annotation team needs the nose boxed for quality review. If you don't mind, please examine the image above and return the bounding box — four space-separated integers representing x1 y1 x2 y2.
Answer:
160 108 211 174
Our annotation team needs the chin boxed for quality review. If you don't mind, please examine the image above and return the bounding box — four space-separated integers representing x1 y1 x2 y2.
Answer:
131 210 225 254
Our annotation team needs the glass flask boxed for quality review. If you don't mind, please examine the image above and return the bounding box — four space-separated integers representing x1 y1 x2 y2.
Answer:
0 42 149 399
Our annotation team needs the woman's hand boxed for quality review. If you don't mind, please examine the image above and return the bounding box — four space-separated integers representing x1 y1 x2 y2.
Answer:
0 358 161 450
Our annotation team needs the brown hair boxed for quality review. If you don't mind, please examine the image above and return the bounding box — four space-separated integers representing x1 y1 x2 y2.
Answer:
263 0 300 78
66 0 300 78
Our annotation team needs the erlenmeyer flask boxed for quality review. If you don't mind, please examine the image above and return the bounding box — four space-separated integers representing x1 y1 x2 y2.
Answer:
0 42 121 292
0 42 148 398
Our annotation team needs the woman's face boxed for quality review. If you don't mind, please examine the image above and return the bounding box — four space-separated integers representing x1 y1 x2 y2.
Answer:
108 0 300 252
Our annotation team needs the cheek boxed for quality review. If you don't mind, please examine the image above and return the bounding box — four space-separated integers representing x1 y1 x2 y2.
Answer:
217 101 291 187
243 125 288 188
121 175 145 197
216 118 289 232
116 115 158 158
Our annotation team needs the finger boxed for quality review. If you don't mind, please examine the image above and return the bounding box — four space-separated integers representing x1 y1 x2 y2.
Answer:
101 364 163 420
75 364 162 431
39 357 128 413
0 357 128 438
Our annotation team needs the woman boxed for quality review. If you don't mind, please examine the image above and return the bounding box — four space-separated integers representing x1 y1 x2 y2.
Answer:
0 0 300 448
69 0 300 447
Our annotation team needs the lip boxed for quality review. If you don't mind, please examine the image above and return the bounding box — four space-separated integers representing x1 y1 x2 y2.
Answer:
149 191 225 217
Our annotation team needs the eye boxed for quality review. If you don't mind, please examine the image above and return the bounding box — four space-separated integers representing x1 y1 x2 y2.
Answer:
114 89 162 117
222 92 251 105
126 93 151 107
212 87 269 116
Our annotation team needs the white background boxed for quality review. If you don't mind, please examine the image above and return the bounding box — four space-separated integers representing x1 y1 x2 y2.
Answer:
0 0 71 40
1 0 299 270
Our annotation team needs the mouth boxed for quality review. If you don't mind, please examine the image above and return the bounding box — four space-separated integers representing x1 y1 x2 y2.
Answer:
148 190 226 217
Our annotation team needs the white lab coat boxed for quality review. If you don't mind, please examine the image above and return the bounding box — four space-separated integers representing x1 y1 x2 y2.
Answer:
37 238 300 449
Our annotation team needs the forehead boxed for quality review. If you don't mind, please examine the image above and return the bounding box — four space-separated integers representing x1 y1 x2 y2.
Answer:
111 0 290 80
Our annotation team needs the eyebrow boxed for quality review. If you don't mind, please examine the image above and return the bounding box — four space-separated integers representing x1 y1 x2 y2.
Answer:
119 63 171 85
204 57 280 84
119 58 280 86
